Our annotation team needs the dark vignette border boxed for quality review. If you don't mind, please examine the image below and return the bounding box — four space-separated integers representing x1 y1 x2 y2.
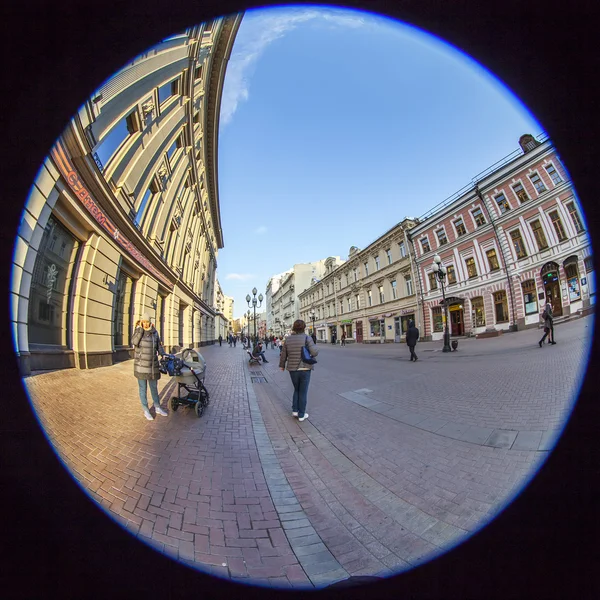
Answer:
0 0 598 598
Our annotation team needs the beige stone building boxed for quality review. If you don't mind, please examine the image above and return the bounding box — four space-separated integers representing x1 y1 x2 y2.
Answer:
299 219 420 343
12 16 243 375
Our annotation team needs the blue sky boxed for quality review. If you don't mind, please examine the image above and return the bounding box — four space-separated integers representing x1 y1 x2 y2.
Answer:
216 5 542 318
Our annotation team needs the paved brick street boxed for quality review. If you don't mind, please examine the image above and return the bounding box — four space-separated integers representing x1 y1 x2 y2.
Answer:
23 315 593 589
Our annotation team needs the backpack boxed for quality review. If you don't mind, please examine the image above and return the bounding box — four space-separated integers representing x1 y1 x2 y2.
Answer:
541 309 548 320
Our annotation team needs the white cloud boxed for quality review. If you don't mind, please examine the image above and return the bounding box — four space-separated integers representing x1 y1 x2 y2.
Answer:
254 225 267 234
220 7 367 126
225 273 254 281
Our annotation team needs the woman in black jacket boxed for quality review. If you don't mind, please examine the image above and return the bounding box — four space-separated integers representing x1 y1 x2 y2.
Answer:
131 312 167 420
279 320 318 421
405 320 419 362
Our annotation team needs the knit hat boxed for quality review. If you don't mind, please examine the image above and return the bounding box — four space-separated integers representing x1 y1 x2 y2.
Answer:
141 312 152 322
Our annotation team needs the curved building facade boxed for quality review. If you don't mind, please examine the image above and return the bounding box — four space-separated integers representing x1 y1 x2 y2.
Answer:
12 15 243 376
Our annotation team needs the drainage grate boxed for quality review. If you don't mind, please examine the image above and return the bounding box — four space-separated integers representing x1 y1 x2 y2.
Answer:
251 376 267 383
249 370 263 376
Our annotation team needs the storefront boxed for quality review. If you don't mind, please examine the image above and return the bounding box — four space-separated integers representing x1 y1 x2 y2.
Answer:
563 255 583 314
541 261 563 317
340 319 353 342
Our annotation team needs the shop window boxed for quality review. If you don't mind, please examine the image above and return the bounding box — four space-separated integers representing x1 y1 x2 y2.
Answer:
405 276 413 296
465 256 478 278
565 201 584 233
510 229 527 259
472 207 486 227
530 219 549 251
512 181 529 203
545 163 562 185
386 249 392 264
565 262 581 301
494 291 509 323
471 296 486 327
548 210 567 242
28 217 80 347
378 285 385 303
399 241 406 257
370 320 381 337
495 192 510 214
391 280 397 299
428 272 438 290
447 265 457 284
113 269 135 347
432 307 443 332
454 218 467 237
420 237 431 253
367 290 372 306
486 248 500 271
529 172 547 194
436 228 448 246
522 279 538 315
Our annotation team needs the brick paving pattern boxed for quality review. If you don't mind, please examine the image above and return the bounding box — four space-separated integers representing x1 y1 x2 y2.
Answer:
23 316 593 589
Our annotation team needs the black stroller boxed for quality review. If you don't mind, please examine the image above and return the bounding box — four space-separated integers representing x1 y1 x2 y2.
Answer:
158 348 210 417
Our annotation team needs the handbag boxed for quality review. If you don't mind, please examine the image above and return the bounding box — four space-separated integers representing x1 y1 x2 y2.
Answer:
301 335 317 365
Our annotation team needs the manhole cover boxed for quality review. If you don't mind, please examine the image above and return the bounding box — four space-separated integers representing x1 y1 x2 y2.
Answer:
251 377 267 383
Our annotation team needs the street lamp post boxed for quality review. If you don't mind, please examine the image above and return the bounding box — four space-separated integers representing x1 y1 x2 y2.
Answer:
310 308 316 338
432 254 451 353
246 309 251 344
246 287 263 348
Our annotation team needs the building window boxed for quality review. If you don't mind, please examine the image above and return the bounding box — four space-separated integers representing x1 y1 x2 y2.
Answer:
465 256 478 278
447 265 457 284
530 219 549 251
114 269 135 346
584 256 594 273
134 180 159 228
364 262 369 277
494 290 509 323
495 193 510 214
472 207 486 227
194 64 203 80
379 285 385 303
512 181 529 203
510 229 528 259
529 172 547 194
158 79 179 105
432 307 443 332
548 210 567 242
405 276 413 296
565 201 584 233
94 108 140 170
355 294 360 309
399 241 406 257
339 301 344 314
522 279 538 315
347 297 352 312
454 218 467 237
375 256 380 271
565 262 581 301
391 280 397 299
353 268 358 282
471 296 485 327
28 217 79 346
421 237 431 253
545 163 562 185
386 249 392 265
367 290 372 306
428 272 438 290
436 228 448 246
486 248 500 271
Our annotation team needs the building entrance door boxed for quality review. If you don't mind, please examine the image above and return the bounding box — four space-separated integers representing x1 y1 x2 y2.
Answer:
541 262 563 317
394 317 401 342
356 321 363 343
449 304 465 336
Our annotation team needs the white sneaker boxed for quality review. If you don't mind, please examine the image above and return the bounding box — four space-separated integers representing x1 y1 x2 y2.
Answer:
143 409 153 420
155 406 168 417
298 413 309 422
292 411 298 417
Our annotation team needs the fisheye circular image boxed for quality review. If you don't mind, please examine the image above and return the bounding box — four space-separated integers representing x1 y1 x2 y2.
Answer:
10 3 595 591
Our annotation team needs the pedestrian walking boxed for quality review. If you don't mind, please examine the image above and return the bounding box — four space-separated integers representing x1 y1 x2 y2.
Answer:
311 332 317 345
341 331 346 346
539 298 556 347
233 336 237 347
218 334 222 347
406 320 419 361
132 312 168 421
279 319 319 422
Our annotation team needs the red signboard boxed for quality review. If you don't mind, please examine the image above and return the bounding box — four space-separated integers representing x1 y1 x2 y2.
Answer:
51 141 174 290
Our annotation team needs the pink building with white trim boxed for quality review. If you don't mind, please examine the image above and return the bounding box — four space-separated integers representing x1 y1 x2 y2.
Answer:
408 134 594 341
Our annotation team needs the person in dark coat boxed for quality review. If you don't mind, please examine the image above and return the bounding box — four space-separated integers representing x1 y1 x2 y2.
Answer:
539 297 556 346
218 334 222 347
132 312 167 420
405 320 419 362
252 342 269 363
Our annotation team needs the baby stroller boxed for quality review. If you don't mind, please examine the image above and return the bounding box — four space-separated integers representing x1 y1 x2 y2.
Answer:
158 348 210 417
